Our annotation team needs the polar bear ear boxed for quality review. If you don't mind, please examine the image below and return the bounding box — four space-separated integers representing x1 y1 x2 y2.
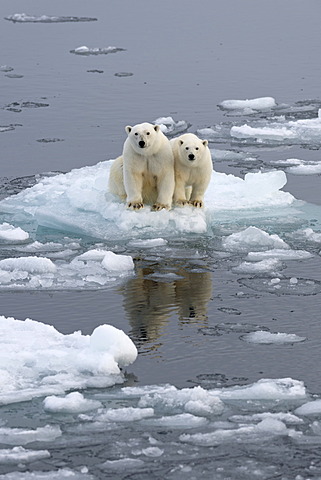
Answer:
202 140 208 147
125 126 132 134
179 140 184 146
153 125 160 132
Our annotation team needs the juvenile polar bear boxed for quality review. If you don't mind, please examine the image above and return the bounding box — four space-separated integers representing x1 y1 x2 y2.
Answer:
170 133 213 208
108 122 175 211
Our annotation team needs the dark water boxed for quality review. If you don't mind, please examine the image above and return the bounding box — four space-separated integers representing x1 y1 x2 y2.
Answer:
1 1 321 478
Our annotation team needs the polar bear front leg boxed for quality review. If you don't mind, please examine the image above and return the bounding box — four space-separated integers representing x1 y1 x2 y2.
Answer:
189 183 207 208
173 174 189 207
124 170 144 210
152 171 175 211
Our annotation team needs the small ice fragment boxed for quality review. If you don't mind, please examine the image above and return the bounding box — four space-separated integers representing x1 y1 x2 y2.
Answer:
43 392 101 413
101 251 134 272
219 97 276 111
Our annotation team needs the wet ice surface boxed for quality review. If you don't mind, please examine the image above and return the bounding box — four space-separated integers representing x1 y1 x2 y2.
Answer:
2 0 321 477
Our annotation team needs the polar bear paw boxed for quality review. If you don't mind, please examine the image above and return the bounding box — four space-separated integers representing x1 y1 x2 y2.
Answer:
152 203 169 211
189 200 203 208
128 202 144 210
176 199 189 207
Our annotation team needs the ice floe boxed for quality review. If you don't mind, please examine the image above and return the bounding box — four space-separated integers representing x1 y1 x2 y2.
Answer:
0 425 61 446
219 96 277 113
232 258 282 274
222 226 289 252
241 331 306 344
246 248 313 261
43 392 101 414
0 446 50 464
0 316 137 404
0 162 296 241
5 14 97 23
70 46 125 55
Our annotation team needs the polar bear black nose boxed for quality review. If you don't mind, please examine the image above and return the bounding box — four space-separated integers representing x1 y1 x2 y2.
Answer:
188 153 195 161
139 140 145 148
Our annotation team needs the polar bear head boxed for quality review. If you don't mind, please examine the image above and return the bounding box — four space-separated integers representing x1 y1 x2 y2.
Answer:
125 122 162 154
176 133 208 165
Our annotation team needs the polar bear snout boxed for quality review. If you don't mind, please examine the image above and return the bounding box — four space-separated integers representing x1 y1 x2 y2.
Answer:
188 153 195 161
139 140 146 148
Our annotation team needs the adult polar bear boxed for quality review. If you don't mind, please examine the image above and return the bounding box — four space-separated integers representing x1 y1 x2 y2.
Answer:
170 133 213 208
108 122 175 211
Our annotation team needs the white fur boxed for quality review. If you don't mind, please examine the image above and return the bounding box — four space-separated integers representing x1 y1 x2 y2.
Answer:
109 122 175 210
170 133 213 208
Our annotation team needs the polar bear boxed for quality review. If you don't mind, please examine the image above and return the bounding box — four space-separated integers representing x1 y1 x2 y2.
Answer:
170 133 213 208
108 122 175 211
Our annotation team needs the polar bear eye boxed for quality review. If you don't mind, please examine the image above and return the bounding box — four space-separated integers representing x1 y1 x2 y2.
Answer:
135 132 138 136
185 147 189 150
195 147 199 150
146 132 150 135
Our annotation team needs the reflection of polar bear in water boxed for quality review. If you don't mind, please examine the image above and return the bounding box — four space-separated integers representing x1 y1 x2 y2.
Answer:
108 122 175 211
119 267 212 346
170 133 213 208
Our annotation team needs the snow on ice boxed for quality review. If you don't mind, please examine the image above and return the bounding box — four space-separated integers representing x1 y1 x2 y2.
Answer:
0 223 29 242
0 316 137 404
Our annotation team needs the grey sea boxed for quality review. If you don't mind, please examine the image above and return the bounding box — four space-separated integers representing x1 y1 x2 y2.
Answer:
1 1 321 479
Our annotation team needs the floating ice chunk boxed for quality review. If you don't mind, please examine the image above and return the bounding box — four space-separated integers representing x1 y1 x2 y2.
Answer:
143 413 208 428
246 249 313 261
229 412 303 425
128 238 168 248
96 407 154 422
0 469 95 479
0 256 56 273
286 162 321 175
0 446 50 464
90 324 137 368
0 223 29 242
5 13 97 23
138 385 224 417
101 458 144 470
0 470 96 479
241 331 306 344
220 97 277 111
0 316 137 405
71 46 125 55
141 447 163 457
217 378 306 401
180 417 294 446
43 392 101 414
210 148 248 161
231 125 296 141
154 116 189 135
233 258 282 274
295 399 321 416
295 228 321 243
0 425 61 446
223 226 289 252
101 251 134 272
